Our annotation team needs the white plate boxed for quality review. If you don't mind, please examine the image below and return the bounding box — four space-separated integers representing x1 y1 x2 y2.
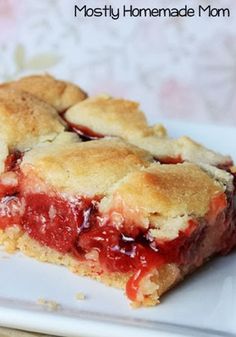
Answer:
0 120 236 337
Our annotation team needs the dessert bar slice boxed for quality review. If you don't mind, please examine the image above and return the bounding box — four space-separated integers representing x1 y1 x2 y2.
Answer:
0 136 235 306
0 74 235 307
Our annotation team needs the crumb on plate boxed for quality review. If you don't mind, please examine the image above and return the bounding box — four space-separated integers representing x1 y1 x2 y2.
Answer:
76 292 86 300
37 298 61 311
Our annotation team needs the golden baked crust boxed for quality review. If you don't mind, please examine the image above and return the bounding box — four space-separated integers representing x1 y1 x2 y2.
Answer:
21 138 153 196
100 162 223 223
131 135 231 166
65 96 231 166
1 74 87 112
199 163 234 191
0 88 65 150
65 95 167 138
0 138 8 174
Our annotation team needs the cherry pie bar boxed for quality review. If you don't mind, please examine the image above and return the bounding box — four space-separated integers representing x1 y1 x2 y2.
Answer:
0 75 235 307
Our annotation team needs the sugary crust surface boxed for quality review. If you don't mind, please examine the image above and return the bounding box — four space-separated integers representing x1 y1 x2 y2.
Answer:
21 138 153 196
199 163 234 191
131 135 231 166
1 74 87 112
65 96 231 166
0 88 65 150
65 95 167 138
101 163 223 219
0 139 8 174
176 136 229 165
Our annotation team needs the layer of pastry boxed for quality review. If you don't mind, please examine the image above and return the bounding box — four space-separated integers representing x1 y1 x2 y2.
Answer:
21 138 153 195
1 74 87 112
0 226 183 306
0 88 65 151
64 95 167 139
65 95 232 167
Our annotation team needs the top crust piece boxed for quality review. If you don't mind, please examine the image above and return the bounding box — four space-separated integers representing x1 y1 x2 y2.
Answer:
1 74 88 112
101 162 224 220
64 95 167 139
65 95 231 167
0 88 65 151
21 138 153 196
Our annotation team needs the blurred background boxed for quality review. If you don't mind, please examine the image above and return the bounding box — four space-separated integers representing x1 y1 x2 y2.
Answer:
0 0 236 126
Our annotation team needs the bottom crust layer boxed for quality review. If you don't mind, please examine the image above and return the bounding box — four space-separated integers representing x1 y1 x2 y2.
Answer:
0 226 183 307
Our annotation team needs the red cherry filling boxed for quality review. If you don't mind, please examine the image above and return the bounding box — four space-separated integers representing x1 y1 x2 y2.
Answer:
62 114 104 141
0 186 208 272
68 123 104 141
0 181 18 199
0 152 23 228
20 192 209 276
22 194 95 253
76 225 164 273
0 165 234 302
155 155 183 165
0 196 22 228
4 150 23 171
